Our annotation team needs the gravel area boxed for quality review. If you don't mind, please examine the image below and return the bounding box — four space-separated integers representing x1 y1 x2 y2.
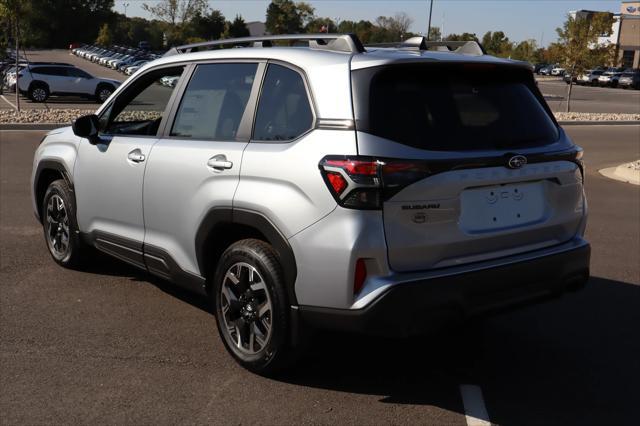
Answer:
1 109 640 125
554 112 640 121
0 109 163 124
623 160 640 171
0 109 96 124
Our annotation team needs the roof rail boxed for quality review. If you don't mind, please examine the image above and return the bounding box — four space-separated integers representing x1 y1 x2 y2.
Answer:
164 33 366 57
366 37 485 56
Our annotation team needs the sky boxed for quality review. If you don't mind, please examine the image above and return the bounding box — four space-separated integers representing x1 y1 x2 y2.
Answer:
113 0 624 46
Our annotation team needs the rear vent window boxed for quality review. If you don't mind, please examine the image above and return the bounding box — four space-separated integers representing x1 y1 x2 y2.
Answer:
352 64 559 151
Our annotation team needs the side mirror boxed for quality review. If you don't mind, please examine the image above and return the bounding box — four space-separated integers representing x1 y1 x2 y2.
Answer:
72 114 100 144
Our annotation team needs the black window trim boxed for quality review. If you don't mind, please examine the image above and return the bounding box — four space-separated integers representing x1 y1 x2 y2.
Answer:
160 59 267 143
249 59 318 144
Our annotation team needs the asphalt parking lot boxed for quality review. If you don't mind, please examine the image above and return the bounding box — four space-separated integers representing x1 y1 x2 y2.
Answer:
537 78 640 114
1 125 639 425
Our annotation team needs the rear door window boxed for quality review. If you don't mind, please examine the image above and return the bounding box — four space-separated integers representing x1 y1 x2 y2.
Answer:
252 64 313 141
32 67 59 76
171 63 257 140
352 64 559 151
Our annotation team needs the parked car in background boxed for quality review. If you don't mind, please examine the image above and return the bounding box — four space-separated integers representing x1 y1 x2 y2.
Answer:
577 69 604 86
563 72 577 84
534 63 549 74
551 65 566 76
123 60 149 75
597 67 625 87
160 75 179 87
2 63 28 92
618 69 640 89
539 64 554 75
17 63 121 102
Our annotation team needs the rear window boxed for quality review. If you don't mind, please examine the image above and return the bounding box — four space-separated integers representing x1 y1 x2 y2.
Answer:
352 64 559 151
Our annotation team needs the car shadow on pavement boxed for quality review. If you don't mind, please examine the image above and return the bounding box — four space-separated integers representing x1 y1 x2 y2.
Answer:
75 251 212 313
279 276 639 425
74 253 640 424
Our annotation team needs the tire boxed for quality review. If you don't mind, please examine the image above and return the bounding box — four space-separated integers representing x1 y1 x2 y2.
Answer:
95 84 114 103
28 83 49 102
213 239 299 375
41 179 88 268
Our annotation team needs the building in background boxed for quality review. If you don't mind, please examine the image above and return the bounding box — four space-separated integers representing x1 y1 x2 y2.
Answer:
246 21 267 37
618 1 640 67
569 1 640 68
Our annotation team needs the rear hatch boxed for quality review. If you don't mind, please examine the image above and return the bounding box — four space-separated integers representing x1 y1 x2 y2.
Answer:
350 62 585 272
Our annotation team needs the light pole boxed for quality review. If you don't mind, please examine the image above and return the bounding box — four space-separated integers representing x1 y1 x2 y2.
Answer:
427 0 434 40
123 2 130 16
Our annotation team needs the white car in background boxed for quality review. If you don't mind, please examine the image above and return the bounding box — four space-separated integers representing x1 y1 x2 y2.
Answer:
17 63 121 102
551 66 566 76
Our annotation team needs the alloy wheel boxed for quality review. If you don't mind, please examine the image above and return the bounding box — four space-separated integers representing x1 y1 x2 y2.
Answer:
45 194 70 259
98 88 112 102
220 262 273 355
32 88 47 101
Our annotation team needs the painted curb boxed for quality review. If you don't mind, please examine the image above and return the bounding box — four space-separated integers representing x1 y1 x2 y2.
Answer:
0 123 67 130
599 164 640 185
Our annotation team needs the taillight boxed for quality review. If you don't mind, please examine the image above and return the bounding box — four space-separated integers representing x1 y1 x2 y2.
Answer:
353 258 367 295
319 156 432 209
326 172 347 195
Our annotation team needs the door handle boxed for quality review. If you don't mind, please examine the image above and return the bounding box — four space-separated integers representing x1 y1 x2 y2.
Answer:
207 155 233 170
127 149 145 163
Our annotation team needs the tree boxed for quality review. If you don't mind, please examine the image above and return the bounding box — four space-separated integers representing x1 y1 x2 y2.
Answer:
0 0 29 109
541 42 565 64
13 0 114 48
375 13 413 41
305 17 336 33
189 10 226 40
226 15 250 38
265 0 315 34
96 23 112 46
337 19 374 43
142 0 208 27
481 31 513 57
428 26 441 41
445 32 479 42
556 12 615 111
511 39 538 63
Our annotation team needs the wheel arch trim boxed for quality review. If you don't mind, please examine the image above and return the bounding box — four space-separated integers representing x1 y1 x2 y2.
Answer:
195 208 298 305
33 160 74 223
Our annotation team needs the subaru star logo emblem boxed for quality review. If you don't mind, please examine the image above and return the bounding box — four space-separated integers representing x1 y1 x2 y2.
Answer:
508 155 527 169
627 6 637 13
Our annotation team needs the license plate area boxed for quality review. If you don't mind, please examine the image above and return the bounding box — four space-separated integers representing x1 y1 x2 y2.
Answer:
460 182 547 233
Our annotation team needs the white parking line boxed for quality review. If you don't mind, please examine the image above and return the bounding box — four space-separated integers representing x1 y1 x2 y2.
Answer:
1 95 17 110
460 384 491 426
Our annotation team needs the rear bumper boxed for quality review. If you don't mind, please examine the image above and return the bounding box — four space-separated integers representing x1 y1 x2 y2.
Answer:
299 239 590 337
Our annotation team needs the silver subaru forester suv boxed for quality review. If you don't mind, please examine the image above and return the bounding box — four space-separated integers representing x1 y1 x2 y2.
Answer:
31 34 590 374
